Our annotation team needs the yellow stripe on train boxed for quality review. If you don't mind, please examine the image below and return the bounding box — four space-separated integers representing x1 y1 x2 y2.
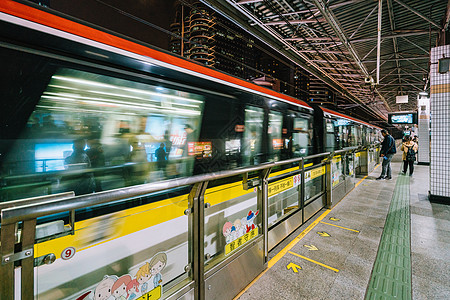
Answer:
35 163 318 260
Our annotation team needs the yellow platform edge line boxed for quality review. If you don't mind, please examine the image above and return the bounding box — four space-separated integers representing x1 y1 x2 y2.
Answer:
320 221 360 233
355 175 368 188
288 251 339 273
233 164 376 299
268 209 332 268
232 209 331 300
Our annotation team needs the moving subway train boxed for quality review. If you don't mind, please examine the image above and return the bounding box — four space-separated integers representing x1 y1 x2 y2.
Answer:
0 2 382 300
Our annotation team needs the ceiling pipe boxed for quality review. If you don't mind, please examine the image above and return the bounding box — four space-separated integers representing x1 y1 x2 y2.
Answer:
377 0 382 85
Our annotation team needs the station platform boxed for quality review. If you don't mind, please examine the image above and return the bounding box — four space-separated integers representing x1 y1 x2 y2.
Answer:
235 152 450 300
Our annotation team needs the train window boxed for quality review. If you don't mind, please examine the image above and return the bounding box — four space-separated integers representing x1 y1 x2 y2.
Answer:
355 125 362 146
268 111 283 161
292 117 311 157
325 119 336 151
1 67 204 201
243 106 264 165
362 127 368 146
347 124 357 147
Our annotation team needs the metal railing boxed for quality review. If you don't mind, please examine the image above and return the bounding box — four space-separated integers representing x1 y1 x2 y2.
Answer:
0 145 373 300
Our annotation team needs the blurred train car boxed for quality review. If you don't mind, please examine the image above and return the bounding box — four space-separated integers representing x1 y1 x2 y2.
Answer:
0 1 381 299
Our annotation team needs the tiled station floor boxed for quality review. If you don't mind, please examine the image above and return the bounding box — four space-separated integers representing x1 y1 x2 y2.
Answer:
236 153 450 300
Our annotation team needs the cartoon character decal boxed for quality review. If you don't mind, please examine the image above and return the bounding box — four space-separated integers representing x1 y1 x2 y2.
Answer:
126 279 139 300
222 210 259 245
93 275 118 300
245 210 259 233
111 275 132 300
75 291 91 300
149 252 167 289
136 262 151 294
222 221 233 244
86 252 167 300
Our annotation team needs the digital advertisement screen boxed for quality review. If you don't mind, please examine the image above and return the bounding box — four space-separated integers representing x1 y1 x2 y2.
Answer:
390 113 414 124
272 139 283 150
334 119 350 126
188 142 212 157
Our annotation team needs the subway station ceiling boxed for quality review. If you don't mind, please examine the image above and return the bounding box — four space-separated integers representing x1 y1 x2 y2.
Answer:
203 0 450 122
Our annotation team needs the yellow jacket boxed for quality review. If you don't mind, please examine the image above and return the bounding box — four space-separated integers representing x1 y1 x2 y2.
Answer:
401 141 418 161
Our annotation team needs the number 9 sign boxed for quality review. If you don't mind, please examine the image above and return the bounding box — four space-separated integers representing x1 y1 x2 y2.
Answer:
61 247 76 260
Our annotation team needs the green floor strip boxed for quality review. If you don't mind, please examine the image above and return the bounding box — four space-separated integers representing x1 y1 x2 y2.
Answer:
365 175 411 300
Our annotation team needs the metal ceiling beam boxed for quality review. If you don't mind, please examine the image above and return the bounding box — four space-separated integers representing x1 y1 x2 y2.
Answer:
351 30 438 43
349 4 378 39
320 67 358 71
362 42 380 61
380 67 398 82
265 19 324 25
386 0 402 89
393 0 442 29
380 73 427 76
376 0 382 84
401 77 423 91
309 60 354 64
201 0 386 121
328 73 363 77
311 0 390 113
401 37 430 54
363 56 428 63
378 83 422 86
298 50 349 54
444 0 450 31
379 90 420 92
236 0 262 4
285 37 338 41
400 56 428 73
311 0 368 76
370 54 395 74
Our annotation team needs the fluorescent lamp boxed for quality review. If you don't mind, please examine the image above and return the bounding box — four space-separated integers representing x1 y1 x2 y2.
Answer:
419 91 428 96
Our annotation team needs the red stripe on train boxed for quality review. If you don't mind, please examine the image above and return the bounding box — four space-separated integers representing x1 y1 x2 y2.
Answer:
0 0 311 109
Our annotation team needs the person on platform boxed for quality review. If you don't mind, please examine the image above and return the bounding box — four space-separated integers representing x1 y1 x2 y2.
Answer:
401 136 418 176
64 138 95 195
377 129 396 180
155 143 167 171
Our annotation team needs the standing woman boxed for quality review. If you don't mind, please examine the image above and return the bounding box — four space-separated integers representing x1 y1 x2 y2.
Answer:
401 136 418 176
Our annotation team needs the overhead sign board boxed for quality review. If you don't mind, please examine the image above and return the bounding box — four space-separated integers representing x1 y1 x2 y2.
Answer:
396 95 408 104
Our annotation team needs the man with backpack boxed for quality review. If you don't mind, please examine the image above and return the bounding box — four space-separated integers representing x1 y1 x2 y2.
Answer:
377 129 397 180
401 135 418 176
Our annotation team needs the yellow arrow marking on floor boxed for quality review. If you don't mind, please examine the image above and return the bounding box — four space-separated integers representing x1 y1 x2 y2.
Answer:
287 262 301 273
329 217 340 221
304 244 318 251
317 231 330 237
320 221 360 233
288 251 339 273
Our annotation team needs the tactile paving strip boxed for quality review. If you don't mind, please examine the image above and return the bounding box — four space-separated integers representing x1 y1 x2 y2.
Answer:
365 175 411 300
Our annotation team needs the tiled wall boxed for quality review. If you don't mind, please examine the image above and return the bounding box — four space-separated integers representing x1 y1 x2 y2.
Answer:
430 45 450 199
417 96 430 164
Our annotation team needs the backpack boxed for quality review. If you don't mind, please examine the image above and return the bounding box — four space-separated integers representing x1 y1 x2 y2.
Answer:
406 146 415 161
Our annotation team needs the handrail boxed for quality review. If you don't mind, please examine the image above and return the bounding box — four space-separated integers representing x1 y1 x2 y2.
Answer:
0 149 349 225
334 146 360 155
0 192 75 211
